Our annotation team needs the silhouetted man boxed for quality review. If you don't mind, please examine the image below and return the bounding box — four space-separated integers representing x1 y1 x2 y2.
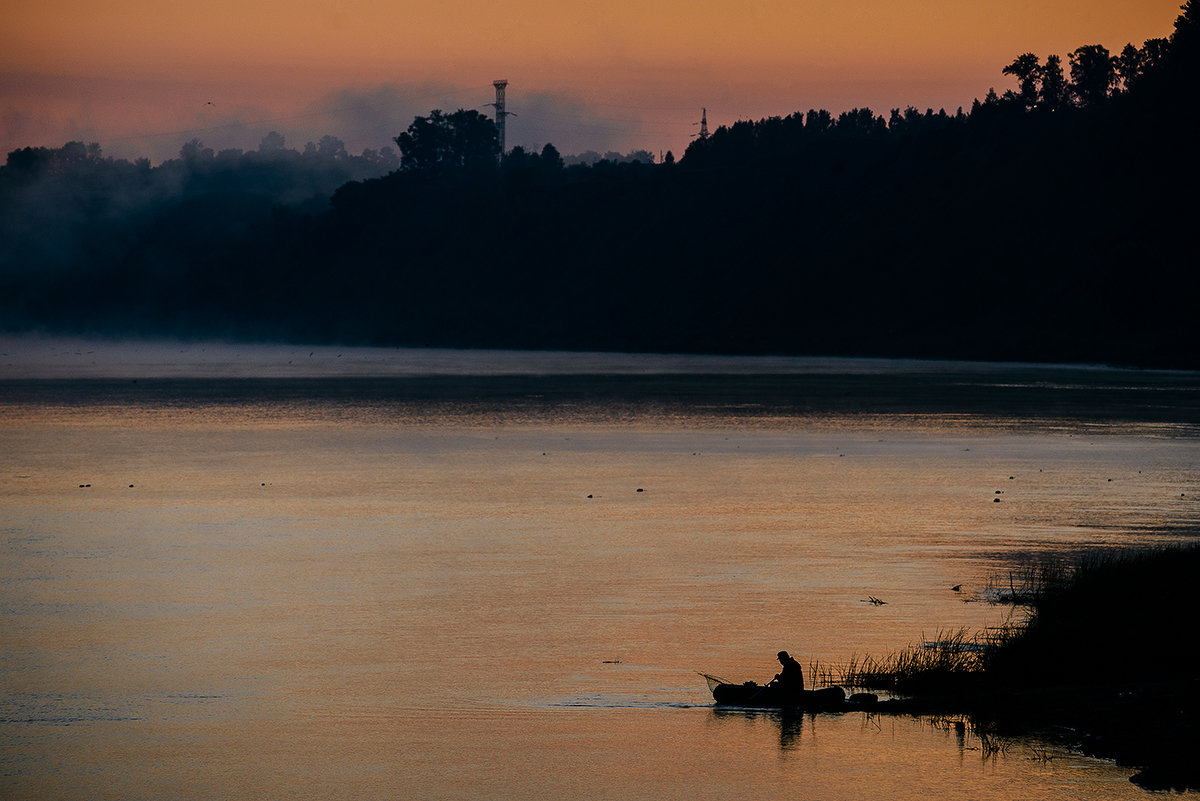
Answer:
773 650 804 702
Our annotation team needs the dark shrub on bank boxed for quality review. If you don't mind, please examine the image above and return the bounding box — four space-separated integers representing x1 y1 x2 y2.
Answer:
983 544 1200 689
981 544 1200 790
849 543 1200 790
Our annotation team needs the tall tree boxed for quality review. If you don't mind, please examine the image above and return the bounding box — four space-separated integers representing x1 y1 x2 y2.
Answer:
539 143 564 170
1115 43 1144 92
1038 54 1069 110
1140 37 1171 75
394 109 500 173
1069 45 1116 107
258 131 286 153
1171 1 1200 81
1003 53 1041 109
1175 0 1200 51
316 135 348 160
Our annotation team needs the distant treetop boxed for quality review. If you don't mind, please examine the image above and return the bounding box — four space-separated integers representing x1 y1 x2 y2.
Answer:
393 109 500 173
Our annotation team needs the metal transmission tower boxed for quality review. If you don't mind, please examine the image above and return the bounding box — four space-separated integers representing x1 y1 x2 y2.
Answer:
694 107 710 140
491 80 512 157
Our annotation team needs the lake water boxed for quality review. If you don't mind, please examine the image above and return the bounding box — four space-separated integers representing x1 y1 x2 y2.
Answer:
2 340 1199 800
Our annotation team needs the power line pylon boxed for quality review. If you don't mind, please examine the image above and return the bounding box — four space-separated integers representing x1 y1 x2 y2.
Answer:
492 80 512 157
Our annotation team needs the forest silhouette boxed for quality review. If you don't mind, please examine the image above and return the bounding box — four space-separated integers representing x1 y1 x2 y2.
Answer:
2 4 1197 368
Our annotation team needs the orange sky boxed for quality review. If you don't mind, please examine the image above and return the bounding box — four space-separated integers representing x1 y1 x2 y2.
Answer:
1 0 1185 161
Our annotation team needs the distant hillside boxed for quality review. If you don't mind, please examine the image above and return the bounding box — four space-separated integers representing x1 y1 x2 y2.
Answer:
3 5 1197 368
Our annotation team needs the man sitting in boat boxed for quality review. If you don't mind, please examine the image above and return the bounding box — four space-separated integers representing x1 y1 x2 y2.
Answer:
771 650 805 702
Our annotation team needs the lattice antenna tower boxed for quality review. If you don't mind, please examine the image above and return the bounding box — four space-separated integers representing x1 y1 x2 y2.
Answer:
492 80 512 156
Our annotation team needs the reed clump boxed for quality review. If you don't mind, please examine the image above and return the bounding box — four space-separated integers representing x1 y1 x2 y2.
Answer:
839 628 990 695
980 553 1074 607
842 544 1200 691
841 542 1200 791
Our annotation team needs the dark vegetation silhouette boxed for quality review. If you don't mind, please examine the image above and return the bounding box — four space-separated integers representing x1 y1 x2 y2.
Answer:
840 544 1200 791
393 109 500 173
2 4 1197 367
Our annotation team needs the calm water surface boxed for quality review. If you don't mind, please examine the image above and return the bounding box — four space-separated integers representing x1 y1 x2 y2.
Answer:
2 342 1199 799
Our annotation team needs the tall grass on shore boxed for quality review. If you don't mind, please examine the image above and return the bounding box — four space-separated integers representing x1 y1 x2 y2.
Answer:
834 543 1200 693
980 554 1074 607
823 542 1200 791
831 628 997 694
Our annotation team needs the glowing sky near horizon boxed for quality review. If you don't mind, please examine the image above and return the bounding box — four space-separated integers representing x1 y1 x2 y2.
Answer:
1 0 1184 161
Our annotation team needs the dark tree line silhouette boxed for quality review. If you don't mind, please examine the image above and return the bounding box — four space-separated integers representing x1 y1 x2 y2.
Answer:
2 4 1197 367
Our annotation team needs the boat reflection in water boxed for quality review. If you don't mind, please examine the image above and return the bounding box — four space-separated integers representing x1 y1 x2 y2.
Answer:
711 706 812 751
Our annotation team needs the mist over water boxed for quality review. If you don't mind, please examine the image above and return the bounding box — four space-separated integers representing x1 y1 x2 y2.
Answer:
2 341 1198 799
3 337 1079 378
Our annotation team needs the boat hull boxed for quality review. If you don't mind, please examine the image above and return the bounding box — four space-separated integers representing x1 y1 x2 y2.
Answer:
711 683 847 710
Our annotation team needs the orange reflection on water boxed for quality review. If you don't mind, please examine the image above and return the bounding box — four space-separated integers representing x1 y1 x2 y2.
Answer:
2 378 1195 799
